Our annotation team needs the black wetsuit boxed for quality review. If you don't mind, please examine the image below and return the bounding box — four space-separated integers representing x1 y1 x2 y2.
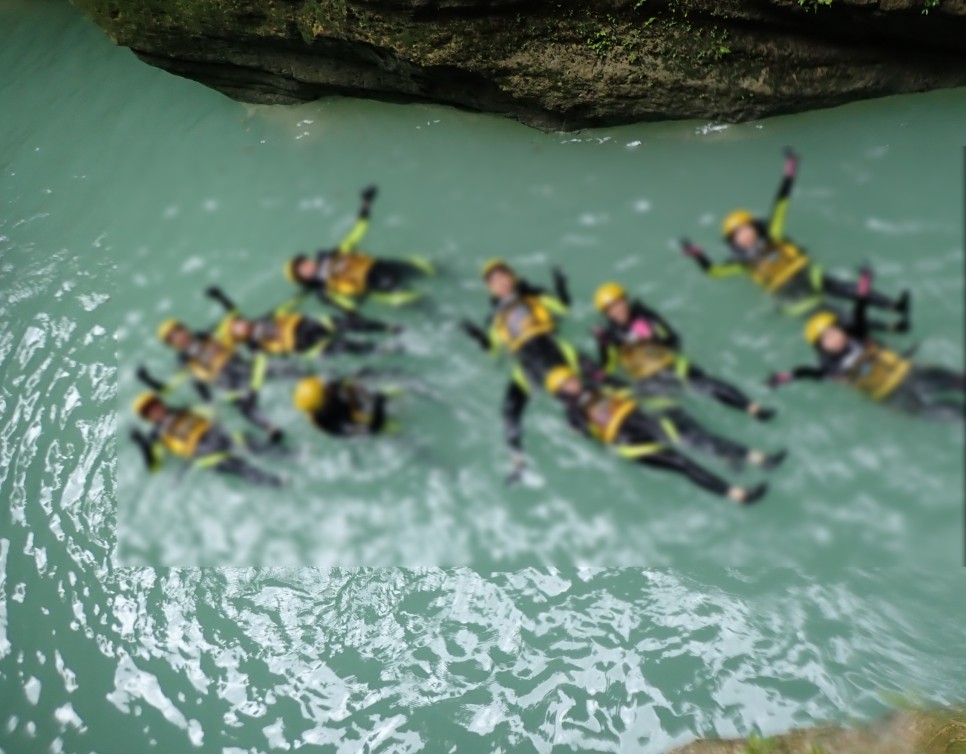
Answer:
687 154 908 314
206 286 392 358
596 299 764 415
253 312 389 356
132 415 283 487
560 390 734 497
778 298 963 420
462 272 573 453
308 381 387 437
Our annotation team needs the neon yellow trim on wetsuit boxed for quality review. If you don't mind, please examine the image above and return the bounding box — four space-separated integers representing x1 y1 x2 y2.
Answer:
213 314 236 343
512 364 530 392
338 218 369 253
407 255 436 275
194 452 231 469
809 263 824 291
539 295 569 316
674 354 690 381
302 339 331 359
783 295 823 317
604 345 620 375
659 417 679 444
274 295 305 316
250 353 268 391
707 263 746 279
557 338 579 371
769 194 790 241
329 292 358 311
164 370 191 393
639 395 680 412
370 290 424 307
147 442 164 472
615 443 665 459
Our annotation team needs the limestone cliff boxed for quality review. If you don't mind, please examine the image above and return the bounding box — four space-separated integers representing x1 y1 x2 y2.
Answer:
69 0 966 129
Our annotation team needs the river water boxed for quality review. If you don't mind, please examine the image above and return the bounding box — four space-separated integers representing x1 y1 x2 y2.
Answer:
1 1 965 752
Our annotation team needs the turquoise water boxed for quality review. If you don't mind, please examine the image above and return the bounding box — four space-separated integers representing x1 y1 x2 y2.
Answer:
2 1 965 752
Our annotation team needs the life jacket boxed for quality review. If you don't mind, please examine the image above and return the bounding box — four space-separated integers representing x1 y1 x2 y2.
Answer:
492 295 556 353
320 251 375 297
617 341 677 380
158 411 211 458
317 383 375 429
747 241 809 293
184 337 234 382
250 314 302 355
581 391 638 444
842 342 911 401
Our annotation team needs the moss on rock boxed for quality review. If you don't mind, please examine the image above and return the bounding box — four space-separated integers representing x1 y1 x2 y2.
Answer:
70 0 966 129
669 706 966 754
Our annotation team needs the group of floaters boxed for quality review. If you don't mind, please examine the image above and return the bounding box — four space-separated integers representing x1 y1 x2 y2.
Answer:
130 149 964 503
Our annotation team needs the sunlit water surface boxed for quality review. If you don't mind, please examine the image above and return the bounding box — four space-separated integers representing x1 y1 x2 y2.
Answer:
1 2 965 752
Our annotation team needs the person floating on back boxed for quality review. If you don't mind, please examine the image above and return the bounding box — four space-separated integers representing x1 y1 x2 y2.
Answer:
284 185 434 310
149 318 301 441
767 268 963 420
131 392 284 487
592 282 775 421
205 286 397 359
544 367 768 505
679 148 910 317
292 375 392 437
460 258 578 482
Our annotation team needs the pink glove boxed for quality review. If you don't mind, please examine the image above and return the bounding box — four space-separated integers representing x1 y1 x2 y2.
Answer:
630 319 653 339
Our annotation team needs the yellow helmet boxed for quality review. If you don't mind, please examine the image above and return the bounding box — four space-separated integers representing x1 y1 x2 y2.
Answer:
545 365 577 394
594 282 626 313
293 377 326 413
804 311 838 345
722 209 754 238
157 319 183 343
284 257 302 284
481 258 512 279
132 391 161 419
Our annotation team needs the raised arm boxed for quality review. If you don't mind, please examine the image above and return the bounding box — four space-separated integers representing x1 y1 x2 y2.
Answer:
680 238 745 278
205 286 238 314
460 318 495 353
766 364 828 388
130 428 163 472
337 185 377 253
768 148 799 242
551 266 571 307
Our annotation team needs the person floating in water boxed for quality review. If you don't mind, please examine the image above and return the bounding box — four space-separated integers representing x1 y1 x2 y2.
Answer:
767 268 963 420
292 375 392 437
284 185 434 310
460 258 578 481
150 318 301 441
131 392 284 487
679 148 910 317
205 286 397 359
543 367 769 504
592 282 775 421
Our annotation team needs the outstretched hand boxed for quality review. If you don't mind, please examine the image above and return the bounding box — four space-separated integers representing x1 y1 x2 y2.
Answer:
679 238 704 258
360 185 378 204
857 264 873 298
783 147 799 176
766 371 792 389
